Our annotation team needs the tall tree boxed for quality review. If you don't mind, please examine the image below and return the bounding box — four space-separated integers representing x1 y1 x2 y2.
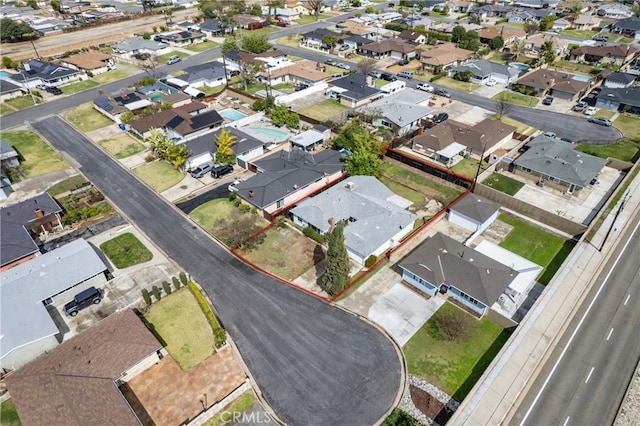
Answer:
511 39 526 60
240 61 261 91
140 55 161 77
322 33 340 48
357 57 378 77
566 3 582 22
221 36 238 80
459 31 480 51
451 25 466 43
147 128 169 158
488 36 504 50
215 128 237 165
307 0 323 20
241 32 271 53
0 18 39 42
345 139 384 177
539 15 557 32
250 3 262 16
165 141 191 170
540 40 557 64
523 20 539 35
322 220 350 296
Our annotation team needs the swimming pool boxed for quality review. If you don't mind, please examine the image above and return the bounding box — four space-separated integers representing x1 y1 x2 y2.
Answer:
572 75 592 82
219 108 248 121
0 71 9 79
245 127 289 142
511 63 530 73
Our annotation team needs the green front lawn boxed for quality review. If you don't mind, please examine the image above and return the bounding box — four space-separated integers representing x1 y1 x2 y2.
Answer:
5 95 37 111
374 79 388 88
450 158 489 179
61 79 99 95
100 232 153 269
482 173 525 195
2 130 68 178
132 160 184 192
185 41 220 52
207 391 257 426
403 302 510 400
238 26 279 39
499 213 575 285
436 77 481 92
47 174 89 196
381 163 464 206
492 90 538 107
157 51 190 63
614 114 640 143
0 102 16 115
593 109 616 119
98 133 146 159
145 288 214 371
0 399 21 426
296 13 335 25
298 98 350 121
93 69 132 84
575 142 639 162
560 29 599 39
66 102 114 132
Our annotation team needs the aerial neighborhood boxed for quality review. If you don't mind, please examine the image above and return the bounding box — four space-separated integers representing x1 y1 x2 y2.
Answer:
1 0 639 425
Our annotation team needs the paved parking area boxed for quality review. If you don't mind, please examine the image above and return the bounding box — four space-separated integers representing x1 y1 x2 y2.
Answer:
369 284 444 346
287 90 328 111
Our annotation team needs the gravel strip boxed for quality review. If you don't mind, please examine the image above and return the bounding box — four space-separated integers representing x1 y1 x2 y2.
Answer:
399 375 460 426
614 361 640 425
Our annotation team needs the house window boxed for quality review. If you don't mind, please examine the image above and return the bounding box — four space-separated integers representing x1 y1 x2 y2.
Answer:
521 166 532 173
277 199 285 209
381 120 393 128
42 297 53 306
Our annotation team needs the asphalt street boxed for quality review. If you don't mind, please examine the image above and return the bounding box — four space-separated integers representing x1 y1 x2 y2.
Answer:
513 212 640 426
32 116 403 425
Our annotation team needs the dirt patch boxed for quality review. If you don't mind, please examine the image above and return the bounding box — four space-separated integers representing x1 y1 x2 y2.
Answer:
410 385 453 426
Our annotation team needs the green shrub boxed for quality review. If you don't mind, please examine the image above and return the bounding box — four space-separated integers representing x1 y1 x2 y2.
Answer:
152 285 161 301
238 203 251 212
430 73 445 82
142 288 152 305
179 271 187 285
214 328 227 347
276 215 287 228
228 191 237 201
187 281 223 336
172 276 180 290
365 255 378 268
233 198 242 207
162 280 172 295
303 226 325 244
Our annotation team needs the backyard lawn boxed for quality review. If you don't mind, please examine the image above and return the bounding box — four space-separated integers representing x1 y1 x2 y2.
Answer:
436 77 480 92
132 160 184 192
614 114 640 143
403 302 510 401
450 158 489 179
5 95 37 111
560 29 599 40
0 399 21 426
381 163 464 207
145 288 214 371
100 232 153 269
238 225 324 280
185 41 220 52
200 85 226 96
61 79 99 95
66 102 113 132
99 133 146 159
190 199 269 247
482 173 525 195
47 174 89 196
498 213 575 285
576 142 639 162
298 99 350 121
93 69 132 84
553 60 599 75
207 391 257 426
2 130 68 178
492 90 538 107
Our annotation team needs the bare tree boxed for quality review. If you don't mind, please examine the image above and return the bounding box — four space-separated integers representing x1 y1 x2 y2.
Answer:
357 57 378 76
140 55 161 78
496 99 513 118
307 0 323 20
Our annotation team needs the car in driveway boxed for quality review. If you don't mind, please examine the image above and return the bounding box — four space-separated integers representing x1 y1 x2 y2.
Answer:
588 117 612 126
573 101 587 112
64 286 102 316
211 164 234 178
435 88 451 98
485 79 498 86
433 112 449 123
542 96 554 105
416 82 433 92
380 72 397 81
338 44 350 51
190 162 214 178
46 86 63 95
584 106 598 116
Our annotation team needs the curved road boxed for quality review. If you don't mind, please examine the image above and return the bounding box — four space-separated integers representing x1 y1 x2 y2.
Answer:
32 116 402 425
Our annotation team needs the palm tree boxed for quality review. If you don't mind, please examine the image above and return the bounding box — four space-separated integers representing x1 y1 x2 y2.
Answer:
166 141 191 170
215 128 237 165
147 128 168 158
511 39 526 62
566 3 582 22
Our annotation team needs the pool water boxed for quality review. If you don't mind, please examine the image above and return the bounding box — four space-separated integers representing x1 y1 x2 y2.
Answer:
511 63 530 73
246 127 288 141
572 75 592 82
219 108 248 121
148 92 164 102
0 71 9 79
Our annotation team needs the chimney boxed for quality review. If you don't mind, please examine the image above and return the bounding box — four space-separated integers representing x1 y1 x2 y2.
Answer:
35 208 44 218
345 181 355 190
328 217 336 233
248 190 255 198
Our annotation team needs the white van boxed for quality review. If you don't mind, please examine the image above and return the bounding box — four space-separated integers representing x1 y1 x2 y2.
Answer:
380 80 407 96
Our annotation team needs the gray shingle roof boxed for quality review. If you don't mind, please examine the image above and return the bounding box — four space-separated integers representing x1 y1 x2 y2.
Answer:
451 59 520 79
0 139 18 160
450 193 500 224
182 62 226 85
0 79 24 95
514 136 607 187
399 232 517 306
186 127 263 158
604 72 636 85
330 73 381 101
595 86 640 107
9 60 78 84
290 176 416 260
112 36 169 52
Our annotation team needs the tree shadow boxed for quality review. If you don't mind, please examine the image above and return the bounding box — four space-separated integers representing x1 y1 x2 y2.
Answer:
313 244 326 288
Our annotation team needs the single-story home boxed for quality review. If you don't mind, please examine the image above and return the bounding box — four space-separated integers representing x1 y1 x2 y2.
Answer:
233 14 265 30
569 45 638 66
261 60 330 87
0 239 110 370
129 102 223 141
399 232 524 317
610 17 640 37
61 51 114 75
595 86 640 113
184 126 264 170
447 192 500 234
358 39 418 60
0 78 25 100
572 14 601 31
300 28 343 49
4 309 163 425
230 149 345 219
365 89 434 137
477 27 526 45
420 42 474 71
523 34 568 57
291 176 416 265
449 59 520 84
154 30 206 47
9 59 80 89
326 73 383 108
512 135 607 194
597 4 632 19
111 36 171 58
180 62 228 88
196 18 228 38
290 126 331 151
0 139 19 170
398 30 427 45
1 193 63 271
552 18 572 33
603 72 636 89
514 69 590 101
94 91 154 121
335 19 378 38
472 4 513 18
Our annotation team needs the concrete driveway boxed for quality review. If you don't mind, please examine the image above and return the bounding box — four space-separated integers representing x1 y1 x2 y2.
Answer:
369 284 444 347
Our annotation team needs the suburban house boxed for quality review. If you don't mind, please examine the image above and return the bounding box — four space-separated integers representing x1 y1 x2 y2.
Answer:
184 126 264 169
342 34 375 51
289 125 332 152
569 45 638 66
178 62 228 88
447 192 500 236
0 139 20 170
60 51 114 75
94 91 154 121
326 73 383 108
477 27 526 45
230 149 345 219
552 18 572 32
128 102 223 141
9 59 80 89
514 69 590 101
301 28 344 49
595 86 640 113
155 30 206 47
398 30 427 45
27 17 71 34
603 72 636 88
572 14 601 31
399 232 531 317
472 4 513 18
0 174 13 201
233 14 265 30
335 20 379 39
272 7 301 21
610 17 640 38
1 193 63 271
290 176 417 265
224 49 290 73
523 34 568 57
449 0 476 13
4 309 163 425
0 238 110 370
413 118 516 166
358 39 418 61
111 36 171 58
508 9 555 23
196 18 228 38
365 89 434 137
0 79 24 100
511 135 607 194
420 43 474 71
261 60 331 87
597 4 632 19
449 59 521 84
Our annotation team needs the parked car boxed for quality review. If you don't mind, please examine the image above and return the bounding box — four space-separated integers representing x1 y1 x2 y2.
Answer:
368 70 383 79
190 163 214 178
167 55 181 65
46 86 63 95
433 112 449 123
542 96 554 105
380 72 397 81
325 59 338 66
336 62 351 70
338 44 350 51
211 164 234 178
573 101 587 112
584 106 598 116
64 286 102 316
485 79 498 86
435 88 451 98
544 131 557 138
416 82 433 92
398 59 409 66
398 70 413 79
36 84 49 90
592 34 608 42
588 117 612 126
518 144 531 153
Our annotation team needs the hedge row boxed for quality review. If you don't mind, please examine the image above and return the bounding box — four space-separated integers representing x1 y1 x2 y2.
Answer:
187 281 227 347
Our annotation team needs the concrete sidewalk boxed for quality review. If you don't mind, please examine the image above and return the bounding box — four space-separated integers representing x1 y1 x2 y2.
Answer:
450 165 640 425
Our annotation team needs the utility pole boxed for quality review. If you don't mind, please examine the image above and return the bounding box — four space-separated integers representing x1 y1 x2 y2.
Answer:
471 142 487 193
599 191 630 252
